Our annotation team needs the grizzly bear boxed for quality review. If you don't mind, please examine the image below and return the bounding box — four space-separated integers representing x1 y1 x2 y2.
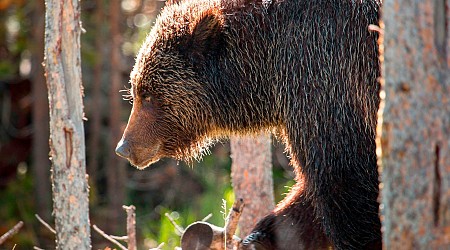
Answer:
115 0 382 249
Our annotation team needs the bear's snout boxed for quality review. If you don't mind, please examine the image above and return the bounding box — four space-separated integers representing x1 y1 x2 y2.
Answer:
115 138 131 159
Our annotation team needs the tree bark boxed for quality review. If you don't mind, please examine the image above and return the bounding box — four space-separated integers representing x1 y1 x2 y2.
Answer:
44 0 91 249
31 0 52 220
379 0 450 248
230 133 275 237
107 0 127 233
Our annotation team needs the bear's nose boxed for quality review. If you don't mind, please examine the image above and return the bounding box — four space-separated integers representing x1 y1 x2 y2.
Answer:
115 138 131 159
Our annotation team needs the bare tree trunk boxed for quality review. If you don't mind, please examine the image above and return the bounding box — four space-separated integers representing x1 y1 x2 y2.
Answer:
31 0 51 220
107 0 127 233
44 0 91 249
230 133 275 236
378 0 450 248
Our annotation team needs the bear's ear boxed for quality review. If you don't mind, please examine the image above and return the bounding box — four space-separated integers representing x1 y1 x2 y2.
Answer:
166 0 182 5
182 12 224 64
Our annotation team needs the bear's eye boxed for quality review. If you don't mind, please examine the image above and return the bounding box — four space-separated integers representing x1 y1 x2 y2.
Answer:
142 93 151 103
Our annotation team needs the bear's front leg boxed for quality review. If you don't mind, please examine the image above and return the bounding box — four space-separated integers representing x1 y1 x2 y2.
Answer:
241 185 330 250
312 166 382 250
303 133 382 250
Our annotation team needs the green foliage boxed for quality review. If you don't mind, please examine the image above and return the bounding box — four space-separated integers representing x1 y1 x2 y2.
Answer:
135 148 236 249
148 188 235 250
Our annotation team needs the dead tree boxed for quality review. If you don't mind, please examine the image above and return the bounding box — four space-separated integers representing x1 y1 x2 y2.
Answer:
378 0 450 248
230 133 275 236
44 0 91 248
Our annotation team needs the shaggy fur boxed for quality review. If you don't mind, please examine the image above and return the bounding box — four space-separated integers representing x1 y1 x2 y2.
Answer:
117 0 382 249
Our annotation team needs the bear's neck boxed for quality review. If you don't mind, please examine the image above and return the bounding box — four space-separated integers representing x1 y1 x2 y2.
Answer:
199 6 286 136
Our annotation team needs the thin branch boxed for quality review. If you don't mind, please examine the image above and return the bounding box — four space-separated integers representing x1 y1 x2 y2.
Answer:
110 235 128 241
149 242 165 250
0 221 24 245
201 213 213 222
33 247 45 250
164 212 184 235
35 214 56 234
92 224 127 250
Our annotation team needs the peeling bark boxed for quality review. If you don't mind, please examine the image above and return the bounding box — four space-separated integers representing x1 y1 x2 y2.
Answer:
44 0 91 249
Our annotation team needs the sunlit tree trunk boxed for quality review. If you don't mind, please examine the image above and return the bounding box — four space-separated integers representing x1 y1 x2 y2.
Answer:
230 133 275 236
378 0 450 248
44 0 91 248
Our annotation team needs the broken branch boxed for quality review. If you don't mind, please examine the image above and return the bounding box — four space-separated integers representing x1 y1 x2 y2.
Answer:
0 221 24 245
149 242 165 250
165 212 184 235
225 198 244 249
202 213 213 222
92 224 127 250
123 205 136 250
35 214 56 234
110 235 128 241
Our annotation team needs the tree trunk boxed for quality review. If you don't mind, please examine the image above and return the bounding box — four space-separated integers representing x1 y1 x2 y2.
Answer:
107 0 127 233
31 0 51 220
230 133 275 237
44 0 91 249
379 0 450 248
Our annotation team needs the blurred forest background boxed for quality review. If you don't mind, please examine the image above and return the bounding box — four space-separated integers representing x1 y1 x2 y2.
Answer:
0 0 293 249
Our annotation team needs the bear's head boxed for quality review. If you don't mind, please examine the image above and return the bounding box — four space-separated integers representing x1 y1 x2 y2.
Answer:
115 1 225 169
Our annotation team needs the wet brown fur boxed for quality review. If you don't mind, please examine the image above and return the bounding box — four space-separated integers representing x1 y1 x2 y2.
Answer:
119 0 382 249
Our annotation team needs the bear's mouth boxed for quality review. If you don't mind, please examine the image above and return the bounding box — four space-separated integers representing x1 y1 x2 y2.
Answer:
129 156 160 170
127 143 162 169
